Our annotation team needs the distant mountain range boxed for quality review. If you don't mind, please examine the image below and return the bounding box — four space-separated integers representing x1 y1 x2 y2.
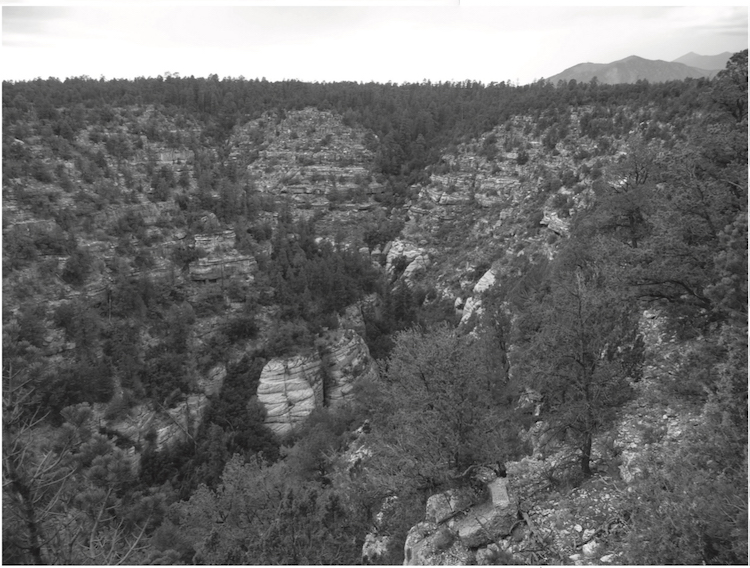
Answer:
547 52 732 85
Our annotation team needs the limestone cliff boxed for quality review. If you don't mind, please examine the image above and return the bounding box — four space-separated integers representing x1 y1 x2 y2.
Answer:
257 329 375 436
188 229 257 283
231 108 383 206
257 355 323 436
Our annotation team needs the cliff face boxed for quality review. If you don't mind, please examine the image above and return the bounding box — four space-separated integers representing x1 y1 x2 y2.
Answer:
257 329 376 436
188 229 257 283
391 115 595 328
2 103 391 465
257 355 323 436
0 104 595 461
231 108 383 205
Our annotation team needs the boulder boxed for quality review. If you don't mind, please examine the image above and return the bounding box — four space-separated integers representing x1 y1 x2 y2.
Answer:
487 477 511 508
426 488 477 524
582 540 600 557
452 500 516 548
460 296 482 326
405 472 518 564
541 210 569 235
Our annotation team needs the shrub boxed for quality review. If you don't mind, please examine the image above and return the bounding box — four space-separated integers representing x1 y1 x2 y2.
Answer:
222 314 259 343
61 247 93 287
263 321 313 358
31 159 54 183
621 424 747 565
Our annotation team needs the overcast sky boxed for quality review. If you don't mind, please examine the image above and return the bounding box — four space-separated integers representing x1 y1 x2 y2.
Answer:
2 3 747 85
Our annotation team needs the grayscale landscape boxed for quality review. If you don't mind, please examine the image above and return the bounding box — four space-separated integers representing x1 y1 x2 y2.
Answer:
2 5 747 565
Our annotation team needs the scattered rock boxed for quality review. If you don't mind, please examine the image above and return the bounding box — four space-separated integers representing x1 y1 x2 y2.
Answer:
582 540 600 557
403 522 472 566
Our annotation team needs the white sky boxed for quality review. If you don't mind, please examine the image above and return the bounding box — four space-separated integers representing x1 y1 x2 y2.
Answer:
2 3 747 85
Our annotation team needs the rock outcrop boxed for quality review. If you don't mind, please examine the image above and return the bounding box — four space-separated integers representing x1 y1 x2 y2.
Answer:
189 229 257 283
103 393 211 456
384 239 430 286
541 209 570 236
256 355 323 437
459 268 497 327
231 108 383 207
257 329 375 436
324 329 377 405
403 471 518 566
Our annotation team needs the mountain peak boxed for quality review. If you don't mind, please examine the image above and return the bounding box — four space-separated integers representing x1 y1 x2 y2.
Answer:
547 53 720 85
672 51 733 70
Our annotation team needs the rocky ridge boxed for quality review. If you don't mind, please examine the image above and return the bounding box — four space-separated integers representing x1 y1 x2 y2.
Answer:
400 307 706 565
396 116 598 321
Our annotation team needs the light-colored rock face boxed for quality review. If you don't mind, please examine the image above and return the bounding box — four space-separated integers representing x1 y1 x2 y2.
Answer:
459 296 482 326
473 269 496 295
257 329 375 436
384 239 430 286
256 355 323 437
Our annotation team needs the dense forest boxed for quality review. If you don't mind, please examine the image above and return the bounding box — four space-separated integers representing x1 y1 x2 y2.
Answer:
2 51 747 565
